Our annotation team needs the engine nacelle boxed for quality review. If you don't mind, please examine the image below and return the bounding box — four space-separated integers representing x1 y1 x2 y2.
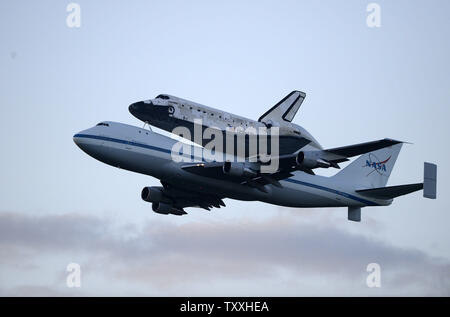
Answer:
142 187 186 216
141 186 164 203
296 151 331 169
151 202 172 214
152 202 186 216
223 161 257 178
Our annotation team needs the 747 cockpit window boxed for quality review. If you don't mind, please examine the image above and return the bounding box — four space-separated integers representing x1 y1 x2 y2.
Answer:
96 122 109 127
156 94 170 100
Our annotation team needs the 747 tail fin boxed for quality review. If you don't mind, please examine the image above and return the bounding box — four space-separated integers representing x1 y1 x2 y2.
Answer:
333 143 403 188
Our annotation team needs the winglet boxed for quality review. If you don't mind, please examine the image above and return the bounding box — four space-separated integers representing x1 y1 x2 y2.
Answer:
423 162 437 199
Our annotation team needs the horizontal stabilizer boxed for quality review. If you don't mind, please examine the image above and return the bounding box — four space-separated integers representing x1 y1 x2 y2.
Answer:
326 138 403 158
356 183 423 200
356 162 437 200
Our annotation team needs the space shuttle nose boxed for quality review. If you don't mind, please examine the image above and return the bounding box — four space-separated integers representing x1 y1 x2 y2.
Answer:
129 101 151 115
128 101 141 114
129 101 152 122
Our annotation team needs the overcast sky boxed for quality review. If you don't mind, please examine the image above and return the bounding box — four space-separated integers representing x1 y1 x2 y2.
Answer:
1 0 449 296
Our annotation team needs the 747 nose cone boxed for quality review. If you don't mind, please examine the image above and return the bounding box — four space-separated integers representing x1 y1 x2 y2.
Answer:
73 131 88 152
73 128 91 150
73 133 82 146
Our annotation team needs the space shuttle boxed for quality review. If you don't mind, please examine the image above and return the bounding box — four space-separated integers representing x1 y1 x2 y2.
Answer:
128 91 402 174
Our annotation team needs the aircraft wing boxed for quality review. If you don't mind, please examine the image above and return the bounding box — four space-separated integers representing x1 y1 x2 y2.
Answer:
277 136 311 155
302 138 405 166
324 138 403 159
181 162 295 193
180 138 405 193
158 181 227 212
240 171 294 192
181 162 225 178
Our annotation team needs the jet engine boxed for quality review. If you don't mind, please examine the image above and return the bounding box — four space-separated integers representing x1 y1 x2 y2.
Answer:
296 151 331 169
151 202 185 216
141 187 186 216
151 201 172 214
141 186 165 203
223 161 258 178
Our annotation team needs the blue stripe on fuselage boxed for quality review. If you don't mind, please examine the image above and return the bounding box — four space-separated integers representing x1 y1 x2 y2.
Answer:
73 133 379 206
73 133 199 161
74 133 172 154
284 178 378 206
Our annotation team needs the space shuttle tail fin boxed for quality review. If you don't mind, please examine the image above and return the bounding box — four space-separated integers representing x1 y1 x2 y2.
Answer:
258 91 305 124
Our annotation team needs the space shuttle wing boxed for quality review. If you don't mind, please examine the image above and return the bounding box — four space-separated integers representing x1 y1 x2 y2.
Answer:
258 91 306 124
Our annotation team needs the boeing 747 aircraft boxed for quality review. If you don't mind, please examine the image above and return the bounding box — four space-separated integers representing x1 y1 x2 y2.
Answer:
74 92 437 222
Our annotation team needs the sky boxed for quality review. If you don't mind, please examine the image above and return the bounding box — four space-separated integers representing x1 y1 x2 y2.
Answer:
0 0 449 296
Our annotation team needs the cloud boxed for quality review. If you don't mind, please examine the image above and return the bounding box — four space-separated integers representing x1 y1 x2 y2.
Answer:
0 211 449 296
